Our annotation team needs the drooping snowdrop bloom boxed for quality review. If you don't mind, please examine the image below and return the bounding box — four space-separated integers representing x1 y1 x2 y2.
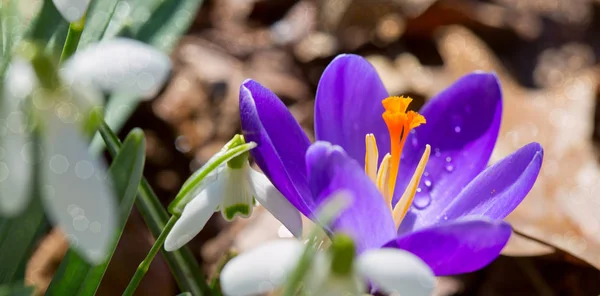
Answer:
164 135 303 252
52 0 91 22
239 54 544 275
0 38 170 263
220 235 436 296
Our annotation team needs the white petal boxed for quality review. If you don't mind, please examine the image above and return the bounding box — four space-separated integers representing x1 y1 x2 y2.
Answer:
247 167 302 238
221 239 304 296
357 249 435 296
52 0 90 22
0 61 36 216
220 166 254 220
164 178 223 251
308 274 365 296
41 111 118 264
61 38 171 98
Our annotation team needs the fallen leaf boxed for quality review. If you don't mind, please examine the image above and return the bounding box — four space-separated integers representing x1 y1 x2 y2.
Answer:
436 26 600 268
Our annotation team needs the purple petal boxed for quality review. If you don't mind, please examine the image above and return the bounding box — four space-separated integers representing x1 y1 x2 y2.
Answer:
441 142 543 221
239 79 314 216
385 218 511 275
314 54 390 167
395 72 503 228
306 141 396 253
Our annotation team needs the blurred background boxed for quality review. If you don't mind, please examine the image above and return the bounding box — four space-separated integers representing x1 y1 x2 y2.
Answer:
24 0 600 294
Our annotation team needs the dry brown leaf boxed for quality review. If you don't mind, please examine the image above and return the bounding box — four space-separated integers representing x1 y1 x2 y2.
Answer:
436 26 600 268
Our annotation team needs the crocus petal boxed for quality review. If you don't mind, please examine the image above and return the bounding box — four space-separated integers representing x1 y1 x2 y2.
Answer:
61 38 171 98
385 218 511 275
314 54 390 166
442 142 543 221
396 72 503 229
0 61 35 216
165 178 223 251
239 79 314 216
306 141 396 253
41 112 118 264
52 0 90 22
220 239 304 296
247 167 303 238
357 248 435 296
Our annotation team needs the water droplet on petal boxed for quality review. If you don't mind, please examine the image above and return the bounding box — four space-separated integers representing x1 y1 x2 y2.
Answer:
445 156 452 163
454 126 461 133
416 187 422 193
434 148 441 157
424 178 433 189
442 215 448 221
444 164 454 172
414 194 431 209
411 137 418 148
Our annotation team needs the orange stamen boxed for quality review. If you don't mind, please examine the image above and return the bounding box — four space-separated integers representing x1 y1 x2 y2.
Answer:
381 96 426 199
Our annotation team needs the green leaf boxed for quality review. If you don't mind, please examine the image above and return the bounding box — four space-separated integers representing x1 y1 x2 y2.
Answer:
46 129 146 296
98 122 211 295
77 0 120 48
90 0 205 154
26 0 68 46
1 0 22 66
0 283 35 296
0 197 47 284
0 133 49 284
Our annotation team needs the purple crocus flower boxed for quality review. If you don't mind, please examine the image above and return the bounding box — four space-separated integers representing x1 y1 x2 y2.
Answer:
239 54 543 276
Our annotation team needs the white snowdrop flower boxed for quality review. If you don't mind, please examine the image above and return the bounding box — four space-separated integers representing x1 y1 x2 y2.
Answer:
220 236 436 296
0 61 36 215
52 0 91 22
62 38 171 99
164 146 303 252
0 38 171 264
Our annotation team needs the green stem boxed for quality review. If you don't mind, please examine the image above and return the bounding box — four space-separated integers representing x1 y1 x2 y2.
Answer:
59 16 86 62
122 215 179 296
99 121 212 295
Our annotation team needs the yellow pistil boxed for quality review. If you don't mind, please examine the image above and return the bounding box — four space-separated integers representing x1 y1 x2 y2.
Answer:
381 96 426 200
363 96 429 228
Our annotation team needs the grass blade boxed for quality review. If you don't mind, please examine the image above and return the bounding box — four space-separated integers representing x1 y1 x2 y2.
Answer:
99 122 211 295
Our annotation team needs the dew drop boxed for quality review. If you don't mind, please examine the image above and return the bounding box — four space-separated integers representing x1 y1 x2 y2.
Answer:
434 148 441 157
413 194 431 209
442 215 448 221
411 137 418 148
454 126 461 133
444 164 454 172
445 156 452 163
424 178 433 189
416 187 422 193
